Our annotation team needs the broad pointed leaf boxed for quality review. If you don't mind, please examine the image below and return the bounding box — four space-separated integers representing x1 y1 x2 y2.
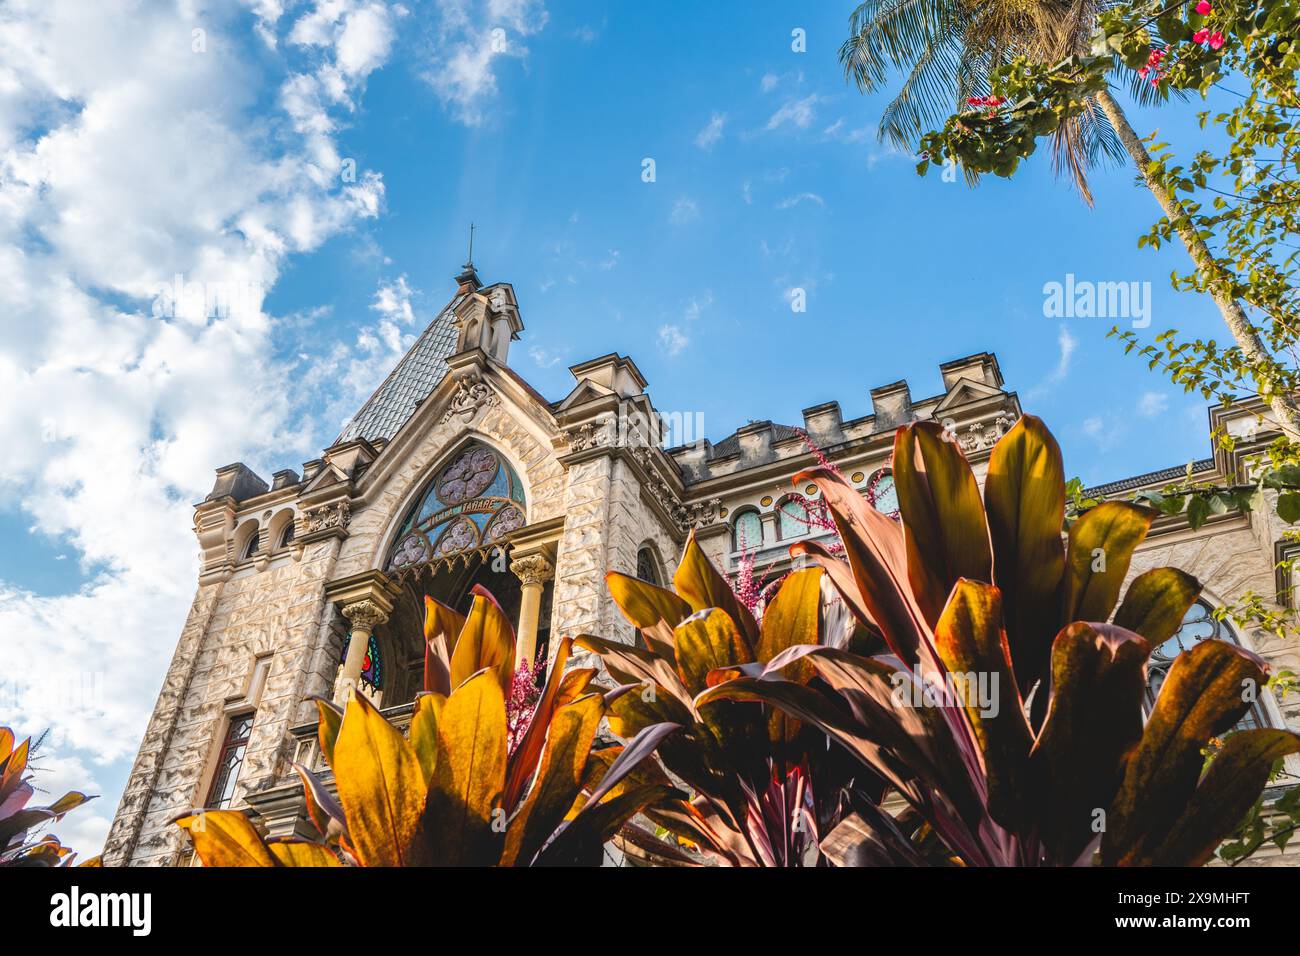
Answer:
984 414 1066 692
501 693 605 866
607 570 692 656
176 810 277 867
268 840 342 867
425 669 508 866
1150 728 1300 866
794 467 930 671
1102 638 1268 866
673 531 759 650
674 608 755 696
449 594 516 693
1063 502 1154 624
1029 622 1151 862
333 691 427 867
932 579 1033 830
1113 568 1202 646
892 422 992 628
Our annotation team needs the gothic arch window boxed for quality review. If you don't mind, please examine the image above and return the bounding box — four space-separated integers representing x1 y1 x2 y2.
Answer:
387 441 527 572
241 529 261 560
279 522 295 548
732 509 762 552
636 545 661 586
1147 599 1271 730
777 496 812 541
865 468 900 520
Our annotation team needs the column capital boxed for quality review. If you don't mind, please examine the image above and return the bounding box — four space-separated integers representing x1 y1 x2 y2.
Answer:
510 554 554 587
341 599 389 629
324 568 400 619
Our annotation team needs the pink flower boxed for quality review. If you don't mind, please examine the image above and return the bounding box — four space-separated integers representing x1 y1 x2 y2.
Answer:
967 97 981 106
1209 31 1225 49
1138 66 1150 77
1193 28 1210 43
1195 1 1212 13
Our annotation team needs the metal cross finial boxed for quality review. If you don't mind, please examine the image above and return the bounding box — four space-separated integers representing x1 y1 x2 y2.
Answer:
465 222 476 269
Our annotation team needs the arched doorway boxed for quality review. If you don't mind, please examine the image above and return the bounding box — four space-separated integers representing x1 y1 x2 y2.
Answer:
349 438 552 707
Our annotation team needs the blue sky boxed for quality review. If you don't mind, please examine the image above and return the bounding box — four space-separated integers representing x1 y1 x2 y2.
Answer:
0 0 1236 851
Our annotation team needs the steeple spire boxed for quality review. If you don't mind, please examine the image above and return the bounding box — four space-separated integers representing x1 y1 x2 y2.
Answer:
455 222 481 293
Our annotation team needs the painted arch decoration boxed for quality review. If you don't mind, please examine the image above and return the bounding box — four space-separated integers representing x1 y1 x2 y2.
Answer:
387 441 526 572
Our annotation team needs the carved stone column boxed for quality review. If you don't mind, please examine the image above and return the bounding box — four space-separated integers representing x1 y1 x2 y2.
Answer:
323 570 401 705
511 554 554 672
336 600 388 704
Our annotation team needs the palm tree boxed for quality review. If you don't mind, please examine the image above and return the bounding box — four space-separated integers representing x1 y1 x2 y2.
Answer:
840 0 1300 440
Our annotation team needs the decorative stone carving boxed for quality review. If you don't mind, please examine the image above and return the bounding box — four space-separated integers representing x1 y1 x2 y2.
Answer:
627 443 720 532
341 599 389 629
957 410 1020 454
510 554 554 587
564 419 613 452
303 500 350 533
442 372 499 424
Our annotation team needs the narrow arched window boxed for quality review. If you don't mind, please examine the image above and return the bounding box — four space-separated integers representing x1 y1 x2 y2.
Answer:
777 497 811 540
278 522 295 548
636 546 661 585
865 469 900 520
242 531 261 560
731 510 762 552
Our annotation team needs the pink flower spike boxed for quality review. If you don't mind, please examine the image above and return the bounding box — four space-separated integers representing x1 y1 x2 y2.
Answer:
1193 28 1210 43
1195 1 1212 13
1209 31 1225 49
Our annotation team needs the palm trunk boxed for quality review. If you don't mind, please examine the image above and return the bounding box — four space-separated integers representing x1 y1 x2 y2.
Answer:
1095 86 1300 443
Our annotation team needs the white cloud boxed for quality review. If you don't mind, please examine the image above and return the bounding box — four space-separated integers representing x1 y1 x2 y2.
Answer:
776 192 825 210
670 197 699 225
695 112 726 150
684 292 713 323
420 0 549 126
760 72 779 93
765 94 820 131
528 345 565 368
0 0 397 854
1082 414 1123 451
1026 324 1078 401
823 118 871 144
1138 391 1169 417
658 324 689 357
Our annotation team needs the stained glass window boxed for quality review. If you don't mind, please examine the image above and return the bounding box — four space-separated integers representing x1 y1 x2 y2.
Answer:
636 547 660 585
866 469 900 520
205 712 254 809
387 442 527 571
777 497 811 540
1146 600 1269 731
732 510 762 552
340 631 383 694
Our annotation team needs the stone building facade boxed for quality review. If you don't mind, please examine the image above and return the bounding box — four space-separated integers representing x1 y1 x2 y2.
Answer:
104 266 1300 866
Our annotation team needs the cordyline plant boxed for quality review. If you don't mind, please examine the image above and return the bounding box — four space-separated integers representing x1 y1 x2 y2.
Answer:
591 415 1300 866
0 727 99 867
177 587 679 867
578 546 884 866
